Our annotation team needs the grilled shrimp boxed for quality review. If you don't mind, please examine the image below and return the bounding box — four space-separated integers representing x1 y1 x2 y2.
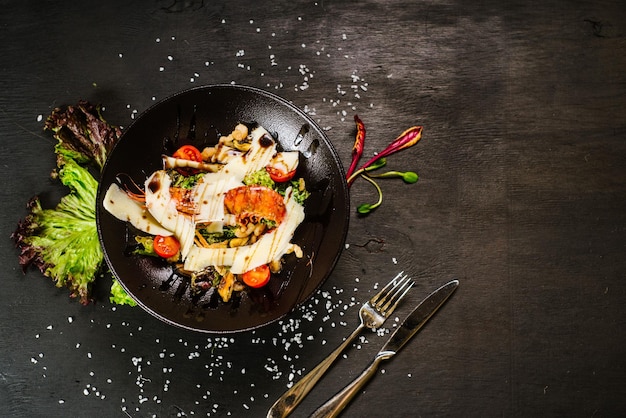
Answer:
223 185 286 225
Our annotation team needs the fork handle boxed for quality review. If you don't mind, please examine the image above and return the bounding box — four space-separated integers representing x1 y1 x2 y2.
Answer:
309 351 393 418
266 323 365 418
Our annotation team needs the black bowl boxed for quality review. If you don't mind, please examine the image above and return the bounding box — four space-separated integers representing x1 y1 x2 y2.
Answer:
97 85 349 333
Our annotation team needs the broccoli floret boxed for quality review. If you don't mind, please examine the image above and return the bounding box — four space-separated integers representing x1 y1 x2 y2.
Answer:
275 178 310 205
243 168 275 188
168 169 205 189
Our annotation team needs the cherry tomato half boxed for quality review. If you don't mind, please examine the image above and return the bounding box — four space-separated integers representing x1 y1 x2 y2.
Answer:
266 166 296 183
242 264 271 288
153 235 180 259
173 144 202 175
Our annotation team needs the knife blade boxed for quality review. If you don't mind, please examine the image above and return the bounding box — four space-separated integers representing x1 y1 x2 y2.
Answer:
309 279 459 418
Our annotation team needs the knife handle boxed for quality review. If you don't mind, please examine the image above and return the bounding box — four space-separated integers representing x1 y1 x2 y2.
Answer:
309 351 394 418
267 323 365 418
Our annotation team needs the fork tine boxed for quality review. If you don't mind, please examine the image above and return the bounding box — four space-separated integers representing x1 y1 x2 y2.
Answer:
379 277 414 316
370 272 405 305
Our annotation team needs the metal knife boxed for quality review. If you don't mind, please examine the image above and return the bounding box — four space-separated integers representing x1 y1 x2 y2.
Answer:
308 279 459 418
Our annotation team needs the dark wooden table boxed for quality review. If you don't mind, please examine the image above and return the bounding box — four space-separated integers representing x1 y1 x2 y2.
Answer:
2 1 625 417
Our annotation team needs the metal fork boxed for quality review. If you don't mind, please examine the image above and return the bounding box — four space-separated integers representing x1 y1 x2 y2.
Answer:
266 272 414 418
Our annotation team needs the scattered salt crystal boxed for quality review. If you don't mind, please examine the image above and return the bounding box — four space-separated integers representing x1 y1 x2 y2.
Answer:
36 114 43 122
58 400 64 404
67 316 74 323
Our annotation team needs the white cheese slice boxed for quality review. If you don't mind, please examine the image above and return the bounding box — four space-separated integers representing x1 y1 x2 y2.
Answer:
144 170 195 258
102 183 172 237
193 173 242 223
269 151 300 173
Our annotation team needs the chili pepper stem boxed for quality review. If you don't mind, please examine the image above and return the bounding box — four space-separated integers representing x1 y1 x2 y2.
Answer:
347 158 387 185
356 174 383 214
347 168 364 185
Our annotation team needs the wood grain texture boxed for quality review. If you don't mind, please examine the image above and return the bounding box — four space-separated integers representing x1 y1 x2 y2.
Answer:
1 0 626 417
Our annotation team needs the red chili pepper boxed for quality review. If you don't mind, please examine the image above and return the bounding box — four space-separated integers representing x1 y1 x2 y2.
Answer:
348 125 422 185
378 125 423 156
345 114 366 180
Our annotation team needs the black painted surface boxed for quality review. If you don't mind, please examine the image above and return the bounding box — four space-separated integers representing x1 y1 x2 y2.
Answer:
2 1 625 417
